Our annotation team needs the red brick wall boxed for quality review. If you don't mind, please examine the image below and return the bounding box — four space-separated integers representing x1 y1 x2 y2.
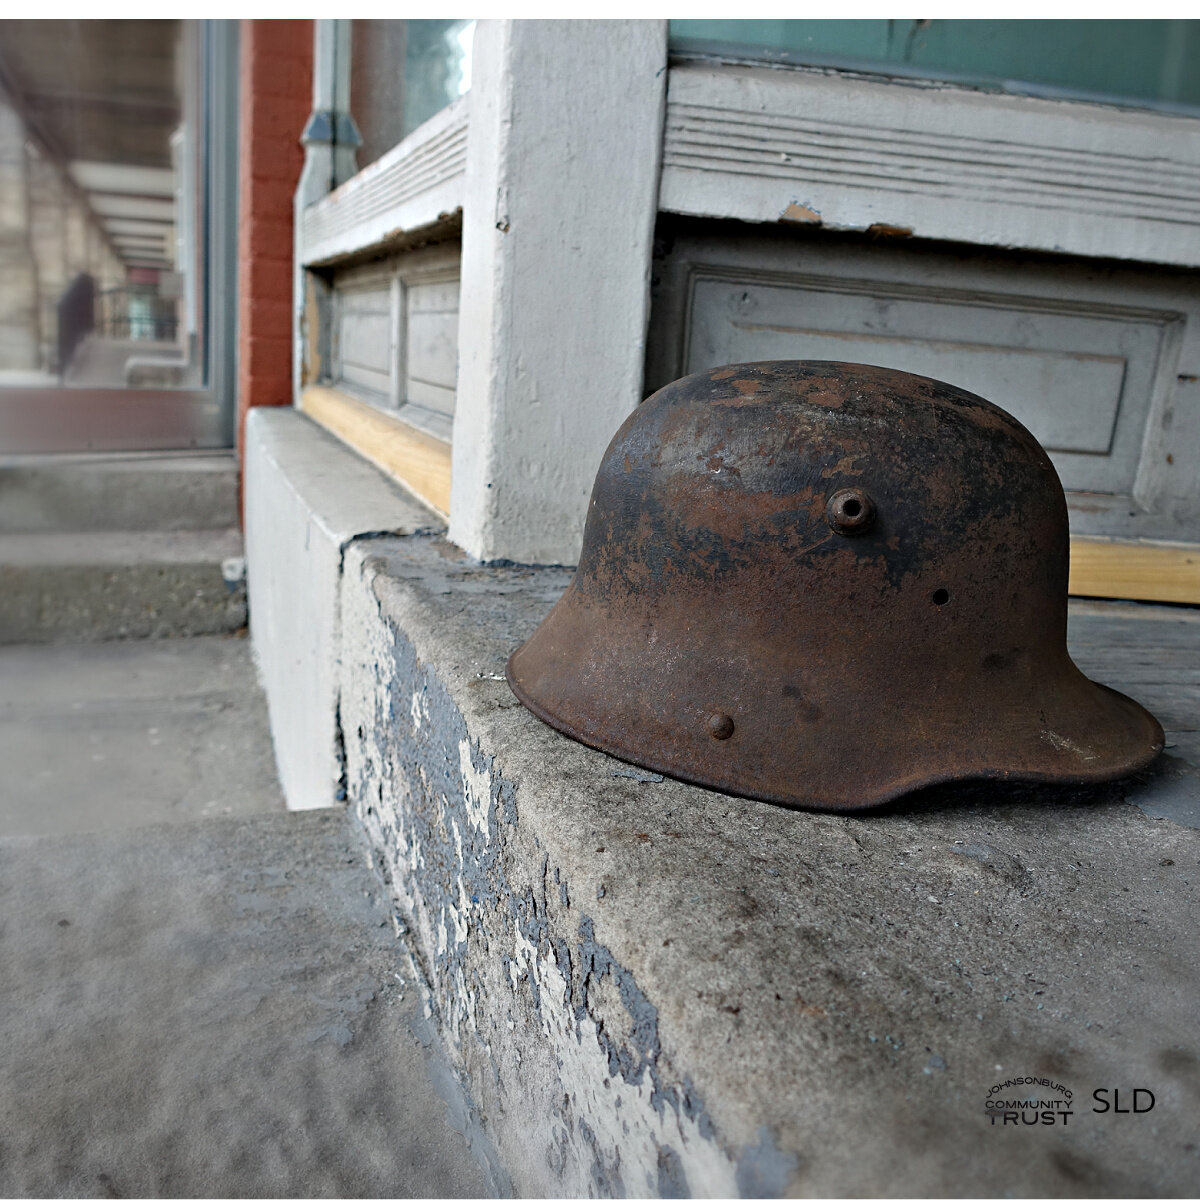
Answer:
236 20 313 471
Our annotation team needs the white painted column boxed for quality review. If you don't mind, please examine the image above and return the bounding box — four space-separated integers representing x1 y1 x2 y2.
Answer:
451 19 668 565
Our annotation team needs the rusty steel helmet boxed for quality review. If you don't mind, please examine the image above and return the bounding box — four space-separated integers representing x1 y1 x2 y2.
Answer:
507 361 1163 811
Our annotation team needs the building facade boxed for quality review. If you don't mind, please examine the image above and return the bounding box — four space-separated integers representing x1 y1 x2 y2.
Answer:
239 21 1200 1194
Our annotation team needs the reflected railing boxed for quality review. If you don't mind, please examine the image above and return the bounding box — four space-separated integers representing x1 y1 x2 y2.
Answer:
95 288 180 345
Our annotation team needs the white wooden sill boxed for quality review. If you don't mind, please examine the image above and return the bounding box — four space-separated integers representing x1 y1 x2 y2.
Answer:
299 94 470 269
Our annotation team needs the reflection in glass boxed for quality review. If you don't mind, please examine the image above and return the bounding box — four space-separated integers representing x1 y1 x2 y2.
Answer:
670 20 1200 113
0 20 199 389
351 20 474 170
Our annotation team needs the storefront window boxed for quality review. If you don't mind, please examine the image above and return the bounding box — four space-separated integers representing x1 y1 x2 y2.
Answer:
0 19 196 387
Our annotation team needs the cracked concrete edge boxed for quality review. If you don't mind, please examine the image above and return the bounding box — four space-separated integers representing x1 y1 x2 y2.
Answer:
244 407 444 811
338 539 761 1198
242 410 687 1190
335 802 514 1198
245 408 444 549
247 411 864 1191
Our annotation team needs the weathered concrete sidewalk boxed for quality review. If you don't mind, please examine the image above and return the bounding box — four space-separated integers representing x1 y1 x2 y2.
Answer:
0 636 285 836
0 634 497 1198
0 809 495 1198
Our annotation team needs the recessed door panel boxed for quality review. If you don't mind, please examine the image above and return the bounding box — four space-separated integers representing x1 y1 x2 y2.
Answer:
688 276 1169 496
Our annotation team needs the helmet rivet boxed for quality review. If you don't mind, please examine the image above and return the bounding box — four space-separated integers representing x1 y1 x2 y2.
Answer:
708 713 735 740
826 488 875 536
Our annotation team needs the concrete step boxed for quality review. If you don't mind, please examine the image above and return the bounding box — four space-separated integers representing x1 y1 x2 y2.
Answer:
0 808 498 1197
0 529 246 643
0 452 238 533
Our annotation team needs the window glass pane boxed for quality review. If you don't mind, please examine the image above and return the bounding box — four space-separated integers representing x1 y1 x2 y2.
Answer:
351 19 474 170
0 19 204 388
669 20 1200 113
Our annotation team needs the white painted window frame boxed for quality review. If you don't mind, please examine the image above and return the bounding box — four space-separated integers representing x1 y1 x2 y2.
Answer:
290 18 471 522
294 19 669 565
293 24 1200 567
293 18 468 411
298 95 468 271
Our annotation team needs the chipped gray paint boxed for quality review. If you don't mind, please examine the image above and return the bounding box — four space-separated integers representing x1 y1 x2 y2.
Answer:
340 551 743 1196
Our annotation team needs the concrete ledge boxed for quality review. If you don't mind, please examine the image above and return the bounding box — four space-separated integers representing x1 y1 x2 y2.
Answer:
338 534 1200 1197
245 407 442 811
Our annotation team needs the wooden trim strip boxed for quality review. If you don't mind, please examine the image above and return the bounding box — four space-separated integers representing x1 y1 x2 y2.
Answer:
1070 537 1200 605
300 385 451 518
291 397 1200 603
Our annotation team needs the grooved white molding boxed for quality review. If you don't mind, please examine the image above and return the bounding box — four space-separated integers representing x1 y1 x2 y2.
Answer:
660 64 1200 268
300 96 469 267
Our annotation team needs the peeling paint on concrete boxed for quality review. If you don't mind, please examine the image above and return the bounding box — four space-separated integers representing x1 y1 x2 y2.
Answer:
340 550 746 1197
779 201 822 225
459 738 494 842
735 1127 799 1199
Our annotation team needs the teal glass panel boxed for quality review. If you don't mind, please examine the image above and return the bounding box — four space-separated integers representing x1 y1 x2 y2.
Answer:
402 19 474 138
351 20 474 169
669 20 1200 113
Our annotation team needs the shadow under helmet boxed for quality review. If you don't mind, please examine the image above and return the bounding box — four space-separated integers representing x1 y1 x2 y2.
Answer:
506 361 1163 811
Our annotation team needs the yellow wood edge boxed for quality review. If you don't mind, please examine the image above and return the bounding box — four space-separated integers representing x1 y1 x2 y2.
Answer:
300 385 451 519
290 396 1200 604
1070 537 1200 605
